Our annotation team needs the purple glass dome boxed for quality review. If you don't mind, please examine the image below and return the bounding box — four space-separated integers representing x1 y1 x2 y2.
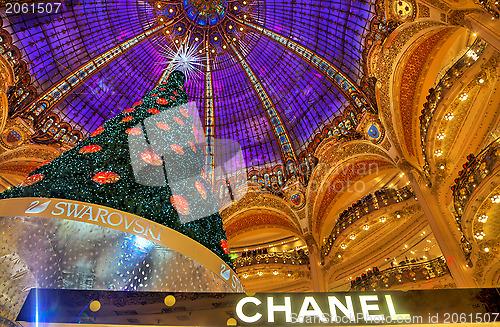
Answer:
2 0 375 174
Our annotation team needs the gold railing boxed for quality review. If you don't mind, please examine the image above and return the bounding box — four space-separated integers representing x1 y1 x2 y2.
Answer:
322 185 414 257
234 252 309 268
350 256 449 291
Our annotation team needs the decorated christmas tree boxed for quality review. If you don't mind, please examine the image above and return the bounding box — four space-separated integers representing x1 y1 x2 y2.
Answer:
0 71 231 265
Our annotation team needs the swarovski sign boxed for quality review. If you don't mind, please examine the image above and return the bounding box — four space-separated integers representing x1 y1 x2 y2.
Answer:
0 197 244 293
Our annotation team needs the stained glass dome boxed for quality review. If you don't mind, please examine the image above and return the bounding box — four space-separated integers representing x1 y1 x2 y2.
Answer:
2 0 375 179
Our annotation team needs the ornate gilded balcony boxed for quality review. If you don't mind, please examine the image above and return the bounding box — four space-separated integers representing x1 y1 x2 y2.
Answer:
451 137 500 265
234 251 309 268
419 38 487 181
350 256 450 291
322 185 414 257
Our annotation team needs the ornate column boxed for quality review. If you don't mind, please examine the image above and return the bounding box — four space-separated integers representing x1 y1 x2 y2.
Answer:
401 163 477 287
305 236 326 291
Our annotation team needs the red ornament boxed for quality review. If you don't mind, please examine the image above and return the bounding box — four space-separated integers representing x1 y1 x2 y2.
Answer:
179 86 184 91
220 239 229 254
201 167 208 182
150 93 159 97
133 100 143 107
156 98 169 105
92 171 120 184
170 96 176 101
40 159 52 167
170 195 190 215
91 126 104 137
147 108 160 114
79 145 102 153
171 144 184 155
193 125 198 142
180 108 189 117
173 117 184 126
141 152 163 166
123 108 135 113
195 181 207 200
125 127 142 135
173 91 179 96
19 174 44 187
189 141 196 153
159 88 166 91
156 122 170 131
121 116 133 123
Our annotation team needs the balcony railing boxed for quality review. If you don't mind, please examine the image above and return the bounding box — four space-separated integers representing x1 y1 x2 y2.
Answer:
350 256 449 291
322 186 415 257
451 137 500 266
234 252 309 268
419 38 487 182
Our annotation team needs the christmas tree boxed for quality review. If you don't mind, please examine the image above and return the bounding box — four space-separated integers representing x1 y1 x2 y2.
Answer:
0 70 231 265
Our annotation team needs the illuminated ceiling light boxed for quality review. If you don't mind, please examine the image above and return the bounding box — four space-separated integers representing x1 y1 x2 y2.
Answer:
404 244 408 249
160 17 164 22
473 33 477 36
214 36 218 41
338 254 342 258
169 8 173 12
440 164 445 169
223 45 227 49
478 215 488 223
229 25 233 29
466 50 479 61
459 93 468 101
379 217 386 223
233 37 237 41
363 224 369 230
240 27 244 31
242 273 248 278
421 231 426 235
159 41 205 78
349 234 356 240
479 78 484 83
257 271 263 276
491 195 500 203
396 214 401 218
195 37 199 41
340 243 347 249
211 49 215 53
474 232 485 240
399 172 404 177
243 1 247 4
273 270 278 275
437 132 445 140
287 273 291 277
244 14 247 18
178 27 182 31
444 113 454 120
484 247 490 252
234 5 238 9
434 149 443 157
166 30 170 34
157 4 161 8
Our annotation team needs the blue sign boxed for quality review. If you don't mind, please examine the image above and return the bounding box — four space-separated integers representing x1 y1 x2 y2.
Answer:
368 124 380 139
